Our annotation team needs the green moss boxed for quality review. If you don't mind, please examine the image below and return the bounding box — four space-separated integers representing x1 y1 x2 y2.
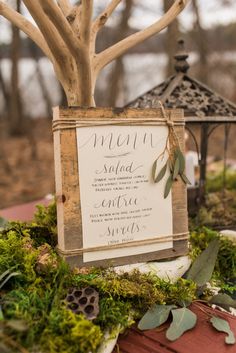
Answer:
0 230 38 285
3 288 52 346
34 201 57 233
40 308 103 353
73 269 197 313
1 202 234 353
31 201 57 247
95 297 133 330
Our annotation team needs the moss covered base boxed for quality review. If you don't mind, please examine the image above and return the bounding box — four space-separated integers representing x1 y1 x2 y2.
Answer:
0 203 235 352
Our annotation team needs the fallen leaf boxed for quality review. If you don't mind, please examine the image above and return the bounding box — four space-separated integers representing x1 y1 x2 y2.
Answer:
138 305 176 331
210 316 235 345
166 308 197 341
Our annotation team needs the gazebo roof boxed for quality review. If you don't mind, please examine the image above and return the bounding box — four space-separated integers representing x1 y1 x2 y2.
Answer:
128 40 236 122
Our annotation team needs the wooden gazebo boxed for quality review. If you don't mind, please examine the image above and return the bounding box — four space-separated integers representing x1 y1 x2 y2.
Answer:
127 39 236 212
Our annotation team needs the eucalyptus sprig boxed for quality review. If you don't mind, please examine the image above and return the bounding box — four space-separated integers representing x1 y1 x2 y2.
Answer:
138 239 236 345
152 103 191 198
152 147 191 199
152 102 191 198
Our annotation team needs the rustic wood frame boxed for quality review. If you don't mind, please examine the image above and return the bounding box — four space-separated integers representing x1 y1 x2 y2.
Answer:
53 107 188 268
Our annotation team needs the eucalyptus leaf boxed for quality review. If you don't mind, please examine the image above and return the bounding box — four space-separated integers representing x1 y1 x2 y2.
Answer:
138 305 176 331
180 173 192 185
177 149 186 174
168 159 174 173
177 299 192 308
154 163 167 183
173 157 180 180
166 308 197 341
152 159 158 182
209 293 236 311
186 238 220 287
164 176 173 199
210 316 236 345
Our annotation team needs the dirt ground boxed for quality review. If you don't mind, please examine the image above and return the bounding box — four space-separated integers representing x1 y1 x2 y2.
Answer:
0 119 54 209
1 119 236 210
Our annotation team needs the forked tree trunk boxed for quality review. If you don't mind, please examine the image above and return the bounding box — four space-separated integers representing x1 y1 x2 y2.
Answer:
0 0 190 107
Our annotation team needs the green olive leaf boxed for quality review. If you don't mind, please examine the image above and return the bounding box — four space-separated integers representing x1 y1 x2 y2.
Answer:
166 308 197 341
168 159 174 173
138 305 176 331
173 156 180 180
186 238 220 287
210 316 236 345
152 159 158 182
180 173 192 185
154 163 167 183
164 176 173 199
177 149 186 174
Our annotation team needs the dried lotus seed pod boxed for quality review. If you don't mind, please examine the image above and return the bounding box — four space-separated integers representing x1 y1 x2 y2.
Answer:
65 287 99 320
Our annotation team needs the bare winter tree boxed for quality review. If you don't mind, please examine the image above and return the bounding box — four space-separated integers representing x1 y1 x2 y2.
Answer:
0 0 190 107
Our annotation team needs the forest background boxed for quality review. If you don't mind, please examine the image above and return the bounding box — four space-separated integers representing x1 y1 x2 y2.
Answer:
0 0 236 208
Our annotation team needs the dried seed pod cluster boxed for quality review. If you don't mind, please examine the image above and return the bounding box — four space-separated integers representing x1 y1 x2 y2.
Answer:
65 287 99 320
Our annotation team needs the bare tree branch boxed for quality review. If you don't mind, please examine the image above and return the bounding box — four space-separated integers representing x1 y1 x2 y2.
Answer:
39 0 93 106
69 5 82 36
94 0 189 72
22 0 69 65
91 0 122 53
0 0 190 107
57 0 71 16
80 0 93 45
39 0 82 59
92 0 122 34
0 1 51 59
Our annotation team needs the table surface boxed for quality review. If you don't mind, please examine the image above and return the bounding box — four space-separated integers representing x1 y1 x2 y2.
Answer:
0 198 51 221
113 303 236 353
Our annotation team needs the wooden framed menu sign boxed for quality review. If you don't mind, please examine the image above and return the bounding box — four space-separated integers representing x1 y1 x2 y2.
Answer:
53 107 188 268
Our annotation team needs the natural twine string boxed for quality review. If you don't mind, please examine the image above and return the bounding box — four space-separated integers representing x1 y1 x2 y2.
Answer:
158 101 182 162
57 233 189 256
52 117 184 133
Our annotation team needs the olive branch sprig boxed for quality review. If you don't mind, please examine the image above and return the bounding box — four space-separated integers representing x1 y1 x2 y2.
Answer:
152 103 191 198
